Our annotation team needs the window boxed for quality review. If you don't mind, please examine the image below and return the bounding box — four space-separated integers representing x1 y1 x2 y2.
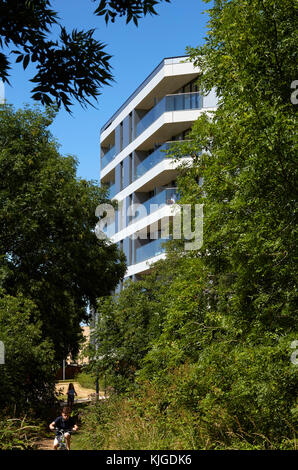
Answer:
120 161 124 191
129 112 133 143
129 154 133 184
120 121 123 151
128 194 133 225
129 236 133 265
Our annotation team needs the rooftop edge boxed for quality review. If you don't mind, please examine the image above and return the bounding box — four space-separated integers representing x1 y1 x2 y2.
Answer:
100 56 189 134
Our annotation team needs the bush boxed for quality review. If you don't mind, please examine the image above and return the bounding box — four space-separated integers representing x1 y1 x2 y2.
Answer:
76 335 297 450
0 416 42 450
75 371 97 390
0 293 57 416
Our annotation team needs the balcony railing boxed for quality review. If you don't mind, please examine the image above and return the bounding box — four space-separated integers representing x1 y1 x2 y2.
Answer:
135 237 168 264
108 182 117 199
101 145 115 169
136 142 171 179
130 188 178 224
102 182 117 199
136 92 202 137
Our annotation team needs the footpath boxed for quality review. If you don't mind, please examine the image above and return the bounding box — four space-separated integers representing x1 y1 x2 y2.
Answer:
55 380 105 404
36 381 104 450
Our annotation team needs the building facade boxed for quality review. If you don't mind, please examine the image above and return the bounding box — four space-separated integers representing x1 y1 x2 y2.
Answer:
99 57 217 284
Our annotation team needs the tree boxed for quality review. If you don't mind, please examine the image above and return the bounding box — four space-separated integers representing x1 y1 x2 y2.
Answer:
0 0 171 111
0 292 56 415
170 0 297 337
0 104 126 361
89 257 174 391
158 0 298 440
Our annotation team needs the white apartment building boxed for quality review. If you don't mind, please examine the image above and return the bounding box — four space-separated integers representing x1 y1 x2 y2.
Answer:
99 56 217 284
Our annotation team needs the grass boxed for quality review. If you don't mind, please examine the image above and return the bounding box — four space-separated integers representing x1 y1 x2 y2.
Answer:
74 371 99 390
0 416 44 450
57 394 68 401
69 430 87 450
70 379 298 451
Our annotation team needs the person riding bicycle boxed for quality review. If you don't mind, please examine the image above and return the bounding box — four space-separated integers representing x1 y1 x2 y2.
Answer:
49 406 78 450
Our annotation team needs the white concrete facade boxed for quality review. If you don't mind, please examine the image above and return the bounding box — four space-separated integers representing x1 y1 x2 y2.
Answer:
99 56 217 283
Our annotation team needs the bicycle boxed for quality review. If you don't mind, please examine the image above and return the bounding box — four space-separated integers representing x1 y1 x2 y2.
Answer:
55 428 72 450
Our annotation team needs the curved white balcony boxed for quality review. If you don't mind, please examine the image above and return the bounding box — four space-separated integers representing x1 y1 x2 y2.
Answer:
101 92 203 178
136 92 202 138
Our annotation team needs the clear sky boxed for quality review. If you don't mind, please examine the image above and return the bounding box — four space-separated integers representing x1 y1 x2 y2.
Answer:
4 0 211 183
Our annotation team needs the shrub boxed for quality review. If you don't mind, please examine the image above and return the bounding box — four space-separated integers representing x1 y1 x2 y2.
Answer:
0 416 42 450
0 293 57 416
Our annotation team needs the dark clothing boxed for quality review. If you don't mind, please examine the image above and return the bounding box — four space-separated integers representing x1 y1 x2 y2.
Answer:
67 388 76 405
67 389 75 402
54 416 75 432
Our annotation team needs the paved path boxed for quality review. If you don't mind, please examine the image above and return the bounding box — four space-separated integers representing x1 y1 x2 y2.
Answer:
37 438 53 450
55 381 106 405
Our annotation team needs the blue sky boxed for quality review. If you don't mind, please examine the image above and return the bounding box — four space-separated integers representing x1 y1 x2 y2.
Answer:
4 0 211 183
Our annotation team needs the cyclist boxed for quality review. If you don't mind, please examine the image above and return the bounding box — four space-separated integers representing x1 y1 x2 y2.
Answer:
49 406 78 450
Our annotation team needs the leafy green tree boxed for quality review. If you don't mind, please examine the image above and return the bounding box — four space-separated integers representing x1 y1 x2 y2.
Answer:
170 0 297 338
150 0 298 441
0 0 171 111
89 255 179 391
0 292 56 415
0 104 126 361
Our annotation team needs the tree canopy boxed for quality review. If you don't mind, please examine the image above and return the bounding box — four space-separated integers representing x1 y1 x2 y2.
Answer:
0 292 56 415
0 104 126 361
173 0 297 336
0 0 170 111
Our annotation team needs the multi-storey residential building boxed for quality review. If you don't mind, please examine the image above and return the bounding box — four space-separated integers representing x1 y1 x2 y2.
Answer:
99 56 217 286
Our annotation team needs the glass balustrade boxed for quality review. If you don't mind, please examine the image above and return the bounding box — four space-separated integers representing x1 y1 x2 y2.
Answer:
108 182 117 199
102 182 116 199
135 237 168 264
130 188 178 224
143 188 178 214
136 142 171 179
136 99 166 137
136 92 202 137
101 145 115 169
